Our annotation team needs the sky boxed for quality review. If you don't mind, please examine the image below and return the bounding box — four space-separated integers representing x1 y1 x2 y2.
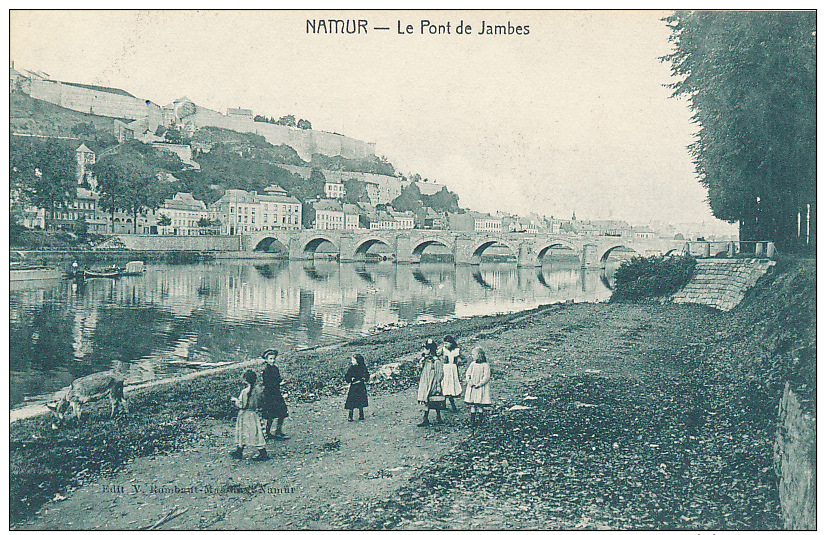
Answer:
9 10 734 229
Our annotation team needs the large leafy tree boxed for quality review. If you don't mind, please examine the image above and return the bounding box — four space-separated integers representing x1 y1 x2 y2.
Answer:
92 141 177 233
391 183 423 212
343 179 370 204
424 186 460 213
662 11 816 252
10 137 77 229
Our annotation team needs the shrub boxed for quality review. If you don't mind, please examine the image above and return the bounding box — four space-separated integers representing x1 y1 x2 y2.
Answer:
610 254 696 302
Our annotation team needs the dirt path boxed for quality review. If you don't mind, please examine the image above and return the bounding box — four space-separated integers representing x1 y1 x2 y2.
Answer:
17 380 474 530
16 302 729 530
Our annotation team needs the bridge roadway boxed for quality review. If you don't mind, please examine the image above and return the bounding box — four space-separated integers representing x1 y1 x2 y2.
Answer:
243 229 686 268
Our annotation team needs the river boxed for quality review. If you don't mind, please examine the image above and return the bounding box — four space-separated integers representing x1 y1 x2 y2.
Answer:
10 259 617 408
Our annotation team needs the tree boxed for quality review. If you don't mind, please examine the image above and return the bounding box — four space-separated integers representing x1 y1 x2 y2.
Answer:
156 214 172 234
391 183 423 213
302 202 316 229
162 125 185 144
197 217 217 234
343 179 370 204
423 186 460 213
297 118 312 130
92 141 174 233
10 137 77 230
662 11 816 252
275 115 297 127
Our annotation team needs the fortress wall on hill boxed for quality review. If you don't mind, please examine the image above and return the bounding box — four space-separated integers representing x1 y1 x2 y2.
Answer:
27 80 152 121
23 80 375 160
183 107 374 160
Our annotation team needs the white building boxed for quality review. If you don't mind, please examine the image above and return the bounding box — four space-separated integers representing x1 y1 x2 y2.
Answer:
473 213 502 233
324 174 346 200
342 203 362 229
156 192 211 235
370 209 414 230
211 186 302 235
256 185 302 231
314 199 345 230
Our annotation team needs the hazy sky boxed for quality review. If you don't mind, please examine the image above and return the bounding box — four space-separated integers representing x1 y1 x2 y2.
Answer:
10 10 729 227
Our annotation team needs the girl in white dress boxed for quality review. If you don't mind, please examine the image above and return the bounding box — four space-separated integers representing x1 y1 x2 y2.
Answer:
440 335 462 411
464 346 491 427
230 370 269 461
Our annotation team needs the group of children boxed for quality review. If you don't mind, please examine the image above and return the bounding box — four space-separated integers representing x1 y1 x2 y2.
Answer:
416 335 492 427
229 336 491 460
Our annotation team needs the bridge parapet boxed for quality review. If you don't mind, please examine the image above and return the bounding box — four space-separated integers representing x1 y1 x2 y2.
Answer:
240 229 694 267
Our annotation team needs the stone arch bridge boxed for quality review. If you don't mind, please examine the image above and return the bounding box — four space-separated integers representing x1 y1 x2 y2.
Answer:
243 230 686 268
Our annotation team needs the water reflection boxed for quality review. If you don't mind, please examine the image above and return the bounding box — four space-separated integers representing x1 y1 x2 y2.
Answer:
10 260 613 408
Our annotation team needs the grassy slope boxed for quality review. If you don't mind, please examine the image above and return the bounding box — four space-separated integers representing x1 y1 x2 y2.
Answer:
10 91 121 138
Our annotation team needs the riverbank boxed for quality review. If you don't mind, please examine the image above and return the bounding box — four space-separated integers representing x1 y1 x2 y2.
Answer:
10 259 815 529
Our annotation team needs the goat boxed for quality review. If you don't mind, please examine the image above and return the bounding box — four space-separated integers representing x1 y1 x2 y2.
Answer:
46 371 128 422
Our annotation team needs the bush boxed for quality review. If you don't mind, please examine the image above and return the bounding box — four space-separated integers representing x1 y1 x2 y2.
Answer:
610 254 696 302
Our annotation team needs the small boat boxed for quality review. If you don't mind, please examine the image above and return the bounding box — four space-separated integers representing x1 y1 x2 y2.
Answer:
121 261 146 276
10 264 64 281
82 268 124 279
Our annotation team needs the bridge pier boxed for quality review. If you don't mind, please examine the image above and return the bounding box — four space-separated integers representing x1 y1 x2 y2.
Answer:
454 236 477 265
395 235 419 264
581 244 599 269
517 242 540 268
338 234 357 262
288 235 312 260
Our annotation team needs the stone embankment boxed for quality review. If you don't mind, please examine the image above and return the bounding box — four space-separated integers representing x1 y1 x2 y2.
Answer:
775 382 816 530
672 258 775 311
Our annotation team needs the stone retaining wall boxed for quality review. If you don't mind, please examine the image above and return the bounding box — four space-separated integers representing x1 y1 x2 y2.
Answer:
100 234 241 251
774 382 816 529
672 258 775 311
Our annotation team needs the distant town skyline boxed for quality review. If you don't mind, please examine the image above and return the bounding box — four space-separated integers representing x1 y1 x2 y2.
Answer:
9 10 735 232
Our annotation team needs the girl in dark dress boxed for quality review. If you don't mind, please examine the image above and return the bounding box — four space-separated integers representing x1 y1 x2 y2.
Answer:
261 349 289 439
344 354 369 421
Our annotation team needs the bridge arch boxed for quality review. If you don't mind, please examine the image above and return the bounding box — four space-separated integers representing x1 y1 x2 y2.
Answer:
251 235 289 254
353 236 394 261
410 236 455 262
598 244 639 268
534 240 582 262
300 234 340 259
469 238 519 264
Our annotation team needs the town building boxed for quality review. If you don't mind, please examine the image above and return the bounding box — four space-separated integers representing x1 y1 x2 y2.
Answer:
75 143 97 189
447 211 503 233
342 203 362 229
370 210 395 230
314 199 345 230
370 208 415 230
324 173 345 200
388 209 415 229
256 185 302 231
155 192 211 235
212 186 302 235
420 207 447 230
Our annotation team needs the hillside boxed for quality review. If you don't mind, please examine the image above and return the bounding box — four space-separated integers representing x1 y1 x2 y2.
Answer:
11 91 463 211
10 91 120 143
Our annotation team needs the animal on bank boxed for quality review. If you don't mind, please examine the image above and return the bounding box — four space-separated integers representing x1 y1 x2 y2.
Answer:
46 371 128 422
